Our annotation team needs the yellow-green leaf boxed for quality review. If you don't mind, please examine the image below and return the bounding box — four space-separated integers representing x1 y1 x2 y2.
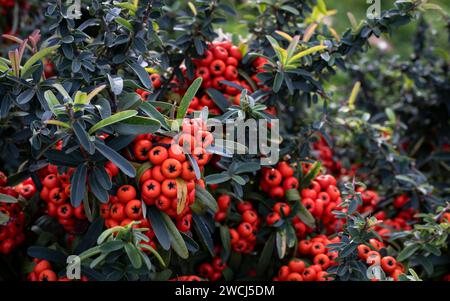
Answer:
44 120 71 128
21 45 60 77
86 84 107 104
115 17 133 32
348 81 361 110
88 110 138 134
288 45 327 64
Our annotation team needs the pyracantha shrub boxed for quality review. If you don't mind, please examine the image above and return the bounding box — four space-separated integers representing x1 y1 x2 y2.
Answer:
0 0 448 282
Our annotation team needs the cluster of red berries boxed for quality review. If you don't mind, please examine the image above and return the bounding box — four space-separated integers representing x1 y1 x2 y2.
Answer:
27 259 88 282
197 257 227 281
172 41 268 114
213 194 231 222
355 186 380 214
260 161 298 199
357 240 404 281
37 165 90 233
274 256 334 282
188 41 251 113
228 200 260 254
275 235 341 281
312 136 359 179
0 0 29 17
392 194 410 209
130 119 212 232
266 201 293 226
299 174 343 235
100 190 158 251
0 172 36 254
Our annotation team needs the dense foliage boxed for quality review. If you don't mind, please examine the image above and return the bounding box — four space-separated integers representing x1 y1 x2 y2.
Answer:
0 0 448 281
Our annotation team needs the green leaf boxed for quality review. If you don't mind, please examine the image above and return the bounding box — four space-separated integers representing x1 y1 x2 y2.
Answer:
395 175 417 186
88 110 138 134
177 77 202 119
340 242 358 257
161 212 189 259
94 140 136 177
128 62 152 89
194 184 218 212
220 226 231 261
70 164 88 208
124 243 142 269
0 193 18 203
21 45 60 77
423 244 441 256
0 211 9 225
205 172 231 185
74 218 104 254
289 45 327 64
300 161 322 189
85 85 107 104
27 246 67 264
296 201 316 229
115 17 133 32
139 243 166 267
192 214 215 256
234 162 261 174
17 89 36 105
100 240 124 253
45 120 71 128
147 207 171 250
52 84 72 102
280 5 300 15
73 121 94 154
206 88 229 112
232 175 246 186
115 116 161 135
285 189 300 202
256 233 275 276
273 72 284 92
139 102 170 130
416 255 433 276
44 90 61 112
397 244 420 262
266 35 284 63
385 107 396 123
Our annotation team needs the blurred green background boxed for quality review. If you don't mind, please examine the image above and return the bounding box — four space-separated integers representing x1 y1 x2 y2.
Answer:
220 0 449 58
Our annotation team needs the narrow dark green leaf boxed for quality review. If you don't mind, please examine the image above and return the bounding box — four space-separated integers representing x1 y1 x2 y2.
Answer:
94 140 136 177
256 233 275 276
124 243 142 269
397 244 420 262
74 218 104 254
220 226 231 261
139 101 170 130
161 212 189 259
70 164 88 207
177 77 202 119
128 62 152 89
73 121 94 154
192 214 215 257
194 184 218 212
206 88 229 112
146 207 171 250
27 246 66 264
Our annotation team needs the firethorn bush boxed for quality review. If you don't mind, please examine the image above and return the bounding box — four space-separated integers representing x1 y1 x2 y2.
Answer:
0 0 449 282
